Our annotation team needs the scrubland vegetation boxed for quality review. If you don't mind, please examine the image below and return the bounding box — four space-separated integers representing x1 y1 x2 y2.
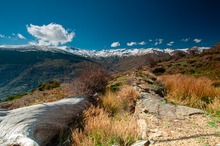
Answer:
160 74 220 116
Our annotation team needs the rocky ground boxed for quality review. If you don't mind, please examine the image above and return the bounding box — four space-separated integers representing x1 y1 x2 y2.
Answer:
130 69 220 146
134 95 220 146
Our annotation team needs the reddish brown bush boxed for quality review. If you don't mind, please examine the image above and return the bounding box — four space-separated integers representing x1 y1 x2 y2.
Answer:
70 64 109 99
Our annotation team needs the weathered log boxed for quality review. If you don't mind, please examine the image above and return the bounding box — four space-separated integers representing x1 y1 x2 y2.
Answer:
0 97 89 146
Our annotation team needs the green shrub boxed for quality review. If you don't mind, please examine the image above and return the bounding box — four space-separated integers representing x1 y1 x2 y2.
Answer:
109 82 122 91
5 93 27 101
38 80 61 91
152 67 166 74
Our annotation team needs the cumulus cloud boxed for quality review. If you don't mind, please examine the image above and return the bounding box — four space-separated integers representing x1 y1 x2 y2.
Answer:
167 41 174 46
154 39 163 45
193 38 202 43
181 38 190 42
111 42 120 47
26 23 75 46
127 42 137 46
149 39 153 42
17 33 26 39
139 41 146 45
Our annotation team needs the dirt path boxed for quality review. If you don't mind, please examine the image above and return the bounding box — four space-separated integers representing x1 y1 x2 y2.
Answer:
136 112 220 146
132 70 220 146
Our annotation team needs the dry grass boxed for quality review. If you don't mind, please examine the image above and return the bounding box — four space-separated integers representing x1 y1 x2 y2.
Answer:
72 85 141 145
160 74 220 115
100 85 140 114
72 106 140 146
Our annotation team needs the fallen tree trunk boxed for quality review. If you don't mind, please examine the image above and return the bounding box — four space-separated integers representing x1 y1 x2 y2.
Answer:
0 97 89 146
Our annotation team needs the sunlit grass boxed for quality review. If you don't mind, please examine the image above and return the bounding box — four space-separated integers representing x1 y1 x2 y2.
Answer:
72 85 141 145
160 74 220 116
72 106 140 146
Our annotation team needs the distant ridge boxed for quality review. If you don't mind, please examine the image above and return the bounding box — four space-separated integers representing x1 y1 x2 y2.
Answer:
0 45 210 58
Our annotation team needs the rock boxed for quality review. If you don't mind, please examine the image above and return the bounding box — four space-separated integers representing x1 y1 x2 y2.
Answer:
0 97 89 146
145 85 167 97
135 92 204 119
131 140 150 146
134 86 141 92
137 119 148 139
148 130 163 140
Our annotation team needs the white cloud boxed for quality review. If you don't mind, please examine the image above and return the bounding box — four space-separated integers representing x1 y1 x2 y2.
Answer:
149 39 153 42
181 38 190 42
167 41 174 46
28 41 37 45
26 23 75 46
0 34 6 38
111 42 120 47
139 41 146 45
193 38 202 43
127 42 137 46
17 33 26 40
154 39 163 45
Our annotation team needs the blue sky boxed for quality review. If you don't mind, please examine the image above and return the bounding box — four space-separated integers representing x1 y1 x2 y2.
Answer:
0 0 219 50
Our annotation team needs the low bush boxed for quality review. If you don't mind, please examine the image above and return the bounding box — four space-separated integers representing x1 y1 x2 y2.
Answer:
4 93 27 102
70 65 109 98
109 82 122 91
152 67 166 74
38 80 61 91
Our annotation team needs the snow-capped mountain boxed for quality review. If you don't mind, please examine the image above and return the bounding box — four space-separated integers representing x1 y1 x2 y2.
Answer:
0 44 211 98
0 45 210 58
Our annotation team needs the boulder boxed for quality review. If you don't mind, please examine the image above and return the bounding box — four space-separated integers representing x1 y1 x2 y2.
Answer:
135 92 204 119
0 97 89 146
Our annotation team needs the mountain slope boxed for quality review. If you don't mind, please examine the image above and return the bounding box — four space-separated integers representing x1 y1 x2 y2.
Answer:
0 49 97 99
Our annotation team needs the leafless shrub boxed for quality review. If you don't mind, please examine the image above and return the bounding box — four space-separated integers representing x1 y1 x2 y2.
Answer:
69 64 109 103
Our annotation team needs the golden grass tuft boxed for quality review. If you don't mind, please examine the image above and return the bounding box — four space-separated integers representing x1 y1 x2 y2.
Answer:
160 74 220 114
72 106 140 146
72 85 141 145
100 85 140 114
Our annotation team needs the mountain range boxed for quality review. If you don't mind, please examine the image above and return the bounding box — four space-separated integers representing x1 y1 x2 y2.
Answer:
0 45 209 58
0 45 210 99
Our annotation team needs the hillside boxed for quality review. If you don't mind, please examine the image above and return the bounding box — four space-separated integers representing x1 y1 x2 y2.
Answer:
152 42 220 80
0 49 98 99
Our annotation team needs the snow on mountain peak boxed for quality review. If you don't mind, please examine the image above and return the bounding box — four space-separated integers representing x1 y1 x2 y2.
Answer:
0 45 210 58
